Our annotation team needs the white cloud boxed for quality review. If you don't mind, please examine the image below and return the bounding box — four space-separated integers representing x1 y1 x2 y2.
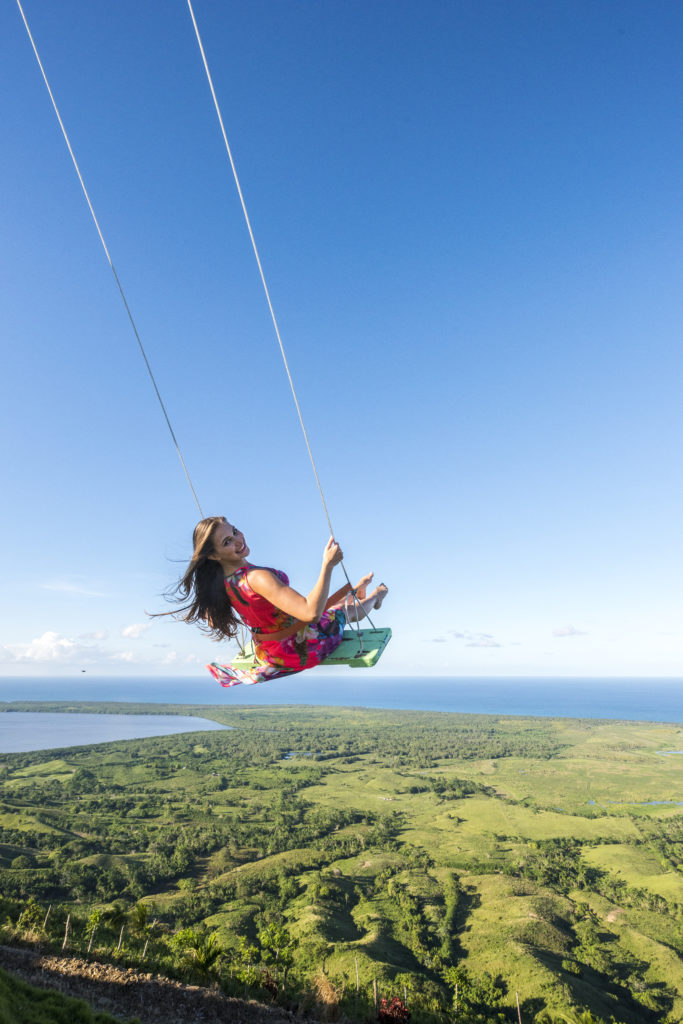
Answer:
121 623 151 639
553 625 588 638
0 632 200 672
78 630 108 641
9 631 83 663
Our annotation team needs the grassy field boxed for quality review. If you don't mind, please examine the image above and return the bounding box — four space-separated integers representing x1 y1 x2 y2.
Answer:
0 704 681 1023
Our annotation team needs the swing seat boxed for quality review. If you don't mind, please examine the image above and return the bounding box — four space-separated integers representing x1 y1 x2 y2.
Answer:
231 627 392 671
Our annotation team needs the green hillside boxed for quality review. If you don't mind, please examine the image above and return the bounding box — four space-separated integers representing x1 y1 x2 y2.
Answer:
0 703 681 1024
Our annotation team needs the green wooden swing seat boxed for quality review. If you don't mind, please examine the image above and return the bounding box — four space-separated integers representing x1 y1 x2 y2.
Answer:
232 627 392 671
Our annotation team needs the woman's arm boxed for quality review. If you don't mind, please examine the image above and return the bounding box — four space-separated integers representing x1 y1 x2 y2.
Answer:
247 538 343 623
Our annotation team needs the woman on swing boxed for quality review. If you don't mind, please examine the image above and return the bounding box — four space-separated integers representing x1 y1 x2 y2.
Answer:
171 516 388 688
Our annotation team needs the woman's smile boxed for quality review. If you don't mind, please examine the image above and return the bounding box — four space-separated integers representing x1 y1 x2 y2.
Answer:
209 520 251 571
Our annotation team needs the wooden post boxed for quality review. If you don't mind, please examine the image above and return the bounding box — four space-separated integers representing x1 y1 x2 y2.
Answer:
62 913 70 951
516 991 523 1024
117 924 125 952
373 977 378 1012
403 984 408 1007
87 925 97 953
142 918 157 961
42 905 51 931
355 957 359 991
454 982 458 1019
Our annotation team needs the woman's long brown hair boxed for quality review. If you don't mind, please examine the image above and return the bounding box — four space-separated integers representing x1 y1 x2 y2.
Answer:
162 516 242 641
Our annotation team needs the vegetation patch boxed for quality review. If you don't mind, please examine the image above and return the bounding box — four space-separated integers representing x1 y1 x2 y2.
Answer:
0 704 680 1024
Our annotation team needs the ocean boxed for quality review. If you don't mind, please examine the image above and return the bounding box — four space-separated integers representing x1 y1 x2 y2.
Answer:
0 674 680 721
0 676 680 755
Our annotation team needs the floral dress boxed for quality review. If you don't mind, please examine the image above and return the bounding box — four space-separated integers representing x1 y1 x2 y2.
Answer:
207 564 346 688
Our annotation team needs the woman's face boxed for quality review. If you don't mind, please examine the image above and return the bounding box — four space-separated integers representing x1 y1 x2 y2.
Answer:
210 519 250 571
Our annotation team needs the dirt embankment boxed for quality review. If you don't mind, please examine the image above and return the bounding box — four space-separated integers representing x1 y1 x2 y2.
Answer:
0 944 299 1024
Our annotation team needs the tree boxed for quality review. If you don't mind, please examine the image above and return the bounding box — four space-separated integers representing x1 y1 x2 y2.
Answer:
16 896 43 934
258 923 297 987
129 901 150 937
170 927 223 984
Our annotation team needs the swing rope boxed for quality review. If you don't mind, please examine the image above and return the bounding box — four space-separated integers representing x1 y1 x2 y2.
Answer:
15 0 204 520
17 0 375 645
186 0 374 635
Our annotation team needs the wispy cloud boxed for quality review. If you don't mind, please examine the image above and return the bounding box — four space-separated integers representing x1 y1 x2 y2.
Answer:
41 581 109 598
553 625 588 638
112 651 134 662
449 629 502 648
78 630 108 641
466 635 501 648
121 623 151 639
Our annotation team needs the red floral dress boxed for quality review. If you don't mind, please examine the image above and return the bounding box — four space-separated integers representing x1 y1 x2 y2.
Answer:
207 564 345 688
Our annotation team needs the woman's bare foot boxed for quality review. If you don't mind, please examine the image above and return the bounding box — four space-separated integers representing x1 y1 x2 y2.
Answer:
354 572 374 601
371 583 388 610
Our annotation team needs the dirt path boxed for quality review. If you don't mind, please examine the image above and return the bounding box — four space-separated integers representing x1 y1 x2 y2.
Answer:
0 944 299 1024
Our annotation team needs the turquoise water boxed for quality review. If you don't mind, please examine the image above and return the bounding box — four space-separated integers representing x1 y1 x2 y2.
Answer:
0 711 230 753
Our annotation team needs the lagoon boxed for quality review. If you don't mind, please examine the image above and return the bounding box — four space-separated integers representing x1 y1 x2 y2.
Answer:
0 711 230 754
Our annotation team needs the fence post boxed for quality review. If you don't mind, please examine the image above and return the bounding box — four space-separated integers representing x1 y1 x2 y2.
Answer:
373 977 378 1012
516 991 523 1024
142 918 157 961
62 913 70 951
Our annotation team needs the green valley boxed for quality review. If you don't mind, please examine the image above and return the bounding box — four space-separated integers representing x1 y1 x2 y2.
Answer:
0 703 681 1024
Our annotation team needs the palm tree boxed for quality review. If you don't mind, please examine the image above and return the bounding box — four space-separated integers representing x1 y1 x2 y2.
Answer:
129 901 149 937
171 927 223 984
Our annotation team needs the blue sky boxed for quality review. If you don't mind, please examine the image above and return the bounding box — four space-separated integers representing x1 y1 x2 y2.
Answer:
1 1 682 681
